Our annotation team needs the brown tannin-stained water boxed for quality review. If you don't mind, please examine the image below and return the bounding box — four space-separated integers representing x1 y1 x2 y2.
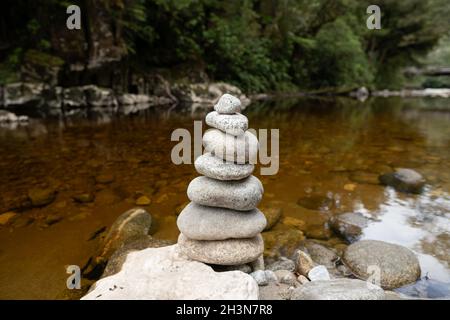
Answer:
0 97 449 299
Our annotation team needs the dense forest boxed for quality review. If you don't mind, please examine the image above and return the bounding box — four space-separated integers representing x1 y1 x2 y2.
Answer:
0 0 449 93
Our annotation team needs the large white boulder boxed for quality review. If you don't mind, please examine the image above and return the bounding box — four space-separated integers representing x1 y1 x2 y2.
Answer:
82 245 259 300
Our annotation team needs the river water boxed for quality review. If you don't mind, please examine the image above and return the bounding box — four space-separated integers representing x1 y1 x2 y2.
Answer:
0 96 449 299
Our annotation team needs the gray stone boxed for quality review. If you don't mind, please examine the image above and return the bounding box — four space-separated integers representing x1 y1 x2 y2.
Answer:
178 233 264 266
274 270 298 286
259 282 293 300
305 241 338 269
187 175 263 211
214 93 241 114
3 82 44 106
266 257 296 272
308 265 331 281
264 270 278 283
330 212 369 242
82 245 259 300
206 111 248 136
379 168 426 194
177 202 266 240
203 129 258 163
291 279 385 300
251 270 268 286
343 240 421 289
195 153 254 180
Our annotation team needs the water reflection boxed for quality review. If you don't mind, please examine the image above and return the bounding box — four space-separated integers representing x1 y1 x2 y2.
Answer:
0 96 449 298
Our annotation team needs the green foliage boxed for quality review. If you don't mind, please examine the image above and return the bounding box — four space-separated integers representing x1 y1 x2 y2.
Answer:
0 0 449 91
0 48 22 84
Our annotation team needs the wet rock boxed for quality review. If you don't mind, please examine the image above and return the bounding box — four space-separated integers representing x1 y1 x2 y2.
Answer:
46 213 63 226
173 82 250 109
73 193 95 204
266 257 296 272
291 279 385 300
205 111 248 135
96 208 153 264
297 194 334 211
135 196 151 206
343 240 421 289
0 212 17 226
95 173 115 184
330 212 369 242
379 168 426 194
308 265 331 281
304 241 339 269
84 85 117 107
259 282 293 300
177 202 266 240
62 87 87 108
3 82 44 106
395 277 450 299
295 250 315 276
194 153 254 181
187 175 263 211
282 216 306 230
11 215 34 228
349 171 380 185
178 233 264 265
83 245 259 300
262 229 305 259
0 110 29 123
250 270 268 286
203 129 258 163
28 188 57 207
260 203 282 231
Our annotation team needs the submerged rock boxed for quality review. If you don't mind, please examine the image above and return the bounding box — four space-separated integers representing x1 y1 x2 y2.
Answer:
291 279 385 300
28 187 57 207
379 168 426 194
96 208 152 264
262 229 305 259
83 245 259 300
343 240 421 289
330 212 369 242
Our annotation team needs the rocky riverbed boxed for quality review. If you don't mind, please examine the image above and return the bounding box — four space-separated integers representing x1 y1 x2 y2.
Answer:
0 96 449 299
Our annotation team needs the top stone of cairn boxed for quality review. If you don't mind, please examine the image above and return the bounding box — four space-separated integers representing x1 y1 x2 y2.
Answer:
214 93 241 114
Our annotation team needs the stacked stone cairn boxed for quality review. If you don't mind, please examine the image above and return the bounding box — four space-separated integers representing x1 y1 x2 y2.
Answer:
177 94 266 269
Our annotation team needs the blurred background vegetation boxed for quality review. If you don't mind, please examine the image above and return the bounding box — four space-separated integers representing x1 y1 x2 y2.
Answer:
0 0 449 92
